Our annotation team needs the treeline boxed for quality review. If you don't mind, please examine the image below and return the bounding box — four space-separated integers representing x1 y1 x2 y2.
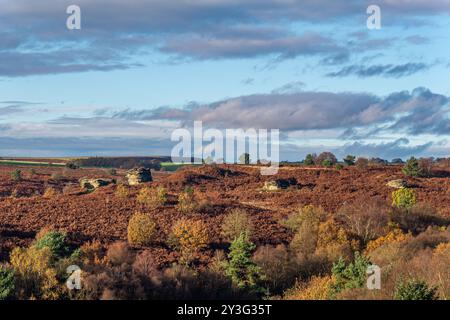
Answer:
69 157 171 169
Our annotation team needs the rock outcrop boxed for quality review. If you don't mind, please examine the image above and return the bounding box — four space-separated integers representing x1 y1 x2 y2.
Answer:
386 179 408 189
263 178 297 191
126 167 153 185
80 178 114 190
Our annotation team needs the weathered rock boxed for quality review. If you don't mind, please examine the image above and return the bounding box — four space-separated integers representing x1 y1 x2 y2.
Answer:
263 178 297 191
126 167 153 185
80 178 114 190
263 181 279 191
386 179 408 189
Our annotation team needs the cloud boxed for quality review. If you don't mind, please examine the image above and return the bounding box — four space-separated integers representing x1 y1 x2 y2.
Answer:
111 87 449 137
0 0 447 76
160 32 346 61
0 101 41 116
326 63 429 78
0 137 173 157
342 138 433 160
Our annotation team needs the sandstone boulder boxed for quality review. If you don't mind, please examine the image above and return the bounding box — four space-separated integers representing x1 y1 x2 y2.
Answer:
263 178 297 191
386 179 408 189
126 167 153 185
80 178 114 190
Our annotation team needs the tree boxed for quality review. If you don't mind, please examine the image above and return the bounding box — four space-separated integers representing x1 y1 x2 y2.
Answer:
395 280 437 300
304 154 315 166
239 153 250 165
0 266 15 300
391 158 404 164
355 157 369 170
225 233 264 295
221 209 254 242
343 155 356 166
35 231 71 258
331 252 371 295
316 152 337 167
11 169 22 181
402 157 423 177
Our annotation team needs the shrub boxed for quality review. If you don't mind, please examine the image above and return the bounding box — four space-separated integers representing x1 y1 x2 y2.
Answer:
137 186 167 209
392 188 417 210
355 157 368 170
282 205 326 232
176 187 197 213
106 242 133 266
402 157 423 177
35 231 71 259
11 169 22 181
343 155 356 166
65 162 79 169
331 252 371 295
0 266 15 300
51 172 64 181
335 163 344 170
43 187 58 198
80 240 106 266
10 246 61 299
390 203 447 234
221 209 254 242
107 168 117 176
225 233 264 295
366 229 410 253
394 279 437 300
115 184 129 199
169 218 209 264
127 212 157 246
322 159 334 167
283 276 334 300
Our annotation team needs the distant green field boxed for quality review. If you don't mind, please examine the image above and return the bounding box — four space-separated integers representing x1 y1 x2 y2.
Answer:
160 162 200 172
0 160 65 167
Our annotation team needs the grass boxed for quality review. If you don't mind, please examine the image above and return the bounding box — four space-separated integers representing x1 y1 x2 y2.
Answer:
0 160 65 167
160 162 200 172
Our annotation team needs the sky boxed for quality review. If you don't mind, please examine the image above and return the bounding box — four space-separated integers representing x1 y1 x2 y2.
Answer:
0 0 449 161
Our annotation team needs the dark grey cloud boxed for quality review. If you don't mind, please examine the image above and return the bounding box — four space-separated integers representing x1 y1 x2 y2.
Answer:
0 0 446 76
326 63 429 78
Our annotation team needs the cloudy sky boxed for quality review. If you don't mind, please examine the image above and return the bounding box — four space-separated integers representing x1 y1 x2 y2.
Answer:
0 0 449 160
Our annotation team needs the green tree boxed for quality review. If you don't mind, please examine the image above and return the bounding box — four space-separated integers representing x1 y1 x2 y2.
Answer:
395 280 437 300
304 154 315 166
402 157 423 177
35 231 71 259
225 233 264 295
331 252 371 295
0 266 15 300
343 155 356 166
11 169 22 181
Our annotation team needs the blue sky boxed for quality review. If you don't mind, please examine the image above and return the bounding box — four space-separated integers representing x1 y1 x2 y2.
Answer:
0 0 449 160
